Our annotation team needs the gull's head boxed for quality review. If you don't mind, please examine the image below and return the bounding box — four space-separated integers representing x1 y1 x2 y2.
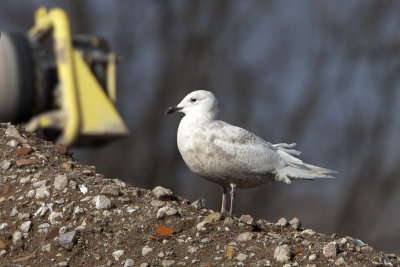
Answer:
165 90 219 117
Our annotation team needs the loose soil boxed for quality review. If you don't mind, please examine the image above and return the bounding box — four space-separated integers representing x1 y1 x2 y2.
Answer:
0 123 398 267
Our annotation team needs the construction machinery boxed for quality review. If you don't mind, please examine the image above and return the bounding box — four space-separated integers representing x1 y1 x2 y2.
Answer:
0 7 129 146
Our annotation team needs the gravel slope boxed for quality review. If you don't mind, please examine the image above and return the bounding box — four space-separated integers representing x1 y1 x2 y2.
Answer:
0 123 398 267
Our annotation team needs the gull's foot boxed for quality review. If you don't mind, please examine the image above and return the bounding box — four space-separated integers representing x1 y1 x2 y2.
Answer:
221 211 233 218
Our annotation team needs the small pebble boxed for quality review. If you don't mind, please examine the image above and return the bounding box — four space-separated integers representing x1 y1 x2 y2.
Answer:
309 253 317 261
54 175 68 190
323 242 339 257
203 212 222 223
19 221 32 233
276 217 289 227
92 195 113 210
274 245 292 263
124 259 134 267
239 214 255 225
236 253 248 261
156 206 178 219
100 185 121 196
58 231 78 250
142 245 153 256
112 250 125 261
150 200 165 208
289 217 302 230
190 199 206 209
12 231 23 245
10 207 19 217
152 186 173 199
236 232 253 242
335 257 347 266
42 243 52 252
49 211 63 225
35 186 50 199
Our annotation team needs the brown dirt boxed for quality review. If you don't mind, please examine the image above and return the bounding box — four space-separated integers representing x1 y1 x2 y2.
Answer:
0 123 398 267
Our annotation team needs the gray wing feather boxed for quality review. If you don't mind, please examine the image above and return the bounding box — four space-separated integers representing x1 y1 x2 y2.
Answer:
207 121 283 174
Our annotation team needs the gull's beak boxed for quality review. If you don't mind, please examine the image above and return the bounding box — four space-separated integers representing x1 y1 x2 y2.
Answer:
165 106 182 115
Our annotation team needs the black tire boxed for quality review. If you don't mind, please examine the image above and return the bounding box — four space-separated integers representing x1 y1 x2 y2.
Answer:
0 32 35 123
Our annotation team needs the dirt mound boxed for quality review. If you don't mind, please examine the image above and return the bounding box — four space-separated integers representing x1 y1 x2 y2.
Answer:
0 123 398 266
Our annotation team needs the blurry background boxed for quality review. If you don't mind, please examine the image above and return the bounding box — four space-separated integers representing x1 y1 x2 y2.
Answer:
1 0 400 254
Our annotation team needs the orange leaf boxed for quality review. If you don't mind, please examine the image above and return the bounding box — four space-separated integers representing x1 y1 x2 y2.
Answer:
293 248 302 254
156 225 174 236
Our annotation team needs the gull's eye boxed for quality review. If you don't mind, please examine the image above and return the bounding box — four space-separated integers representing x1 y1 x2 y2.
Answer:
190 98 197 103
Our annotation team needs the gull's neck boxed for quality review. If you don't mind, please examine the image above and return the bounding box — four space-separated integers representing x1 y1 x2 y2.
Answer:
182 111 217 126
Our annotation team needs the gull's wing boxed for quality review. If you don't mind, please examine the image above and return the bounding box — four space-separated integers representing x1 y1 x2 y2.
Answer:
204 120 336 184
205 120 284 175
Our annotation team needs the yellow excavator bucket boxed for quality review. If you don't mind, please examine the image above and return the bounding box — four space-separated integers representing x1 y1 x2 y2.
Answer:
73 50 128 144
23 7 128 146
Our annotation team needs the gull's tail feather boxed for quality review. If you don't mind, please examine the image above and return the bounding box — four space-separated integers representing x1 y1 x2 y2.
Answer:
274 143 337 184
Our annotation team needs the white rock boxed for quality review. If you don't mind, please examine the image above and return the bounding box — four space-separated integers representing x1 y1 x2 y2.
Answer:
200 238 211 244
54 175 68 190
276 217 289 227
236 232 253 242
124 259 134 267
112 250 125 261
42 243 52 252
0 160 12 170
236 253 248 261
151 200 165 208
18 213 30 220
34 204 51 218
35 186 50 199
309 253 317 261
59 226 68 235
27 190 35 198
274 245 292 263
196 221 209 231
5 125 23 139
142 245 153 256
338 237 348 245
73 205 84 214
289 217 302 230
80 196 92 202
239 214 254 225
78 184 88 194
69 180 77 190
323 242 339 258
152 186 173 199
33 179 47 188
19 221 32 233
92 195 112 210
156 206 177 219
335 257 346 266
48 211 63 225
7 139 18 147
10 207 19 217
302 229 315 236
12 231 23 245
38 223 50 229
19 176 31 184
188 246 198 253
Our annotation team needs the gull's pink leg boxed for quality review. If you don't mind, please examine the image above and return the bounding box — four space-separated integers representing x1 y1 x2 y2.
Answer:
221 186 228 216
228 183 237 218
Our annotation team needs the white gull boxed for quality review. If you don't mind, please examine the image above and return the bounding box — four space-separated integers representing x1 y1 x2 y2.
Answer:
166 90 336 217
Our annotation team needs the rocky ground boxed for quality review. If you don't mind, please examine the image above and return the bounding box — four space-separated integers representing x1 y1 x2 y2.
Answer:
0 122 399 267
